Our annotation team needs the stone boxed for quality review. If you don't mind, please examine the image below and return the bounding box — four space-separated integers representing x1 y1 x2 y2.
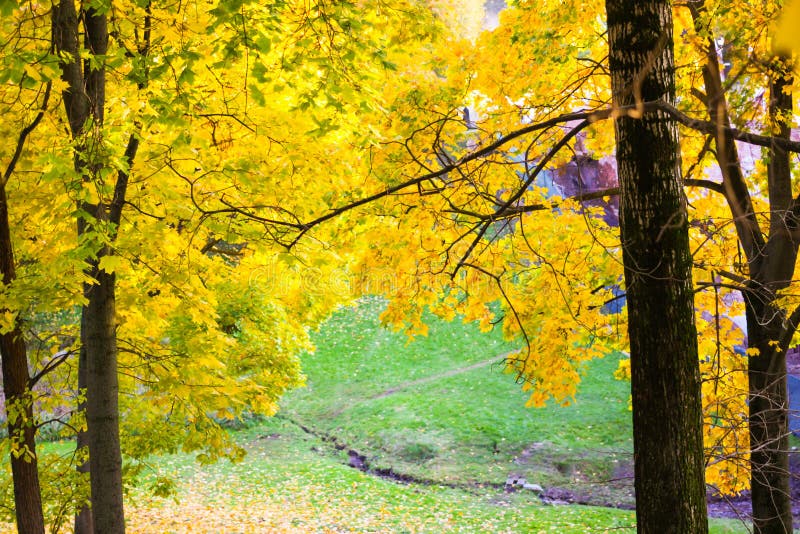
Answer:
523 483 544 494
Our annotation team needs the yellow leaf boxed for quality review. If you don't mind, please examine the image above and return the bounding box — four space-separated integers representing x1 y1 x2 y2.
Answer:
0 310 16 335
98 255 124 274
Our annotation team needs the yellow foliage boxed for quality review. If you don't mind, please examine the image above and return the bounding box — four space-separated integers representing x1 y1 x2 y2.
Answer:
2 0 795 510
775 0 800 55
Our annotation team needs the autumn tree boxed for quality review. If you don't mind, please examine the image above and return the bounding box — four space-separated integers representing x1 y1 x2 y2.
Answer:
0 69 47 534
675 2 797 530
606 0 707 530
276 2 707 530
244 1 797 530
0 5 65 532
3 0 467 530
450 3 798 528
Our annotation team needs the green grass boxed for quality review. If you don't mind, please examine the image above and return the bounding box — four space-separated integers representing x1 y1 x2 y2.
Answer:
203 296 742 533
281 297 633 495
121 417 638 532
123 405 745 533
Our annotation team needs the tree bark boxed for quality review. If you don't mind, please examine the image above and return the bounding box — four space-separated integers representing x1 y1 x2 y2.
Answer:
73 339 93 534
747 302 792 534
0 184 45 534
746 62 796 534
53 1 126 531
605 1 708 532
83 263 125 533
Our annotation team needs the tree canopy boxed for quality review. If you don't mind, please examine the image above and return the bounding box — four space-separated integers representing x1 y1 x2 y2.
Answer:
1 0 799 531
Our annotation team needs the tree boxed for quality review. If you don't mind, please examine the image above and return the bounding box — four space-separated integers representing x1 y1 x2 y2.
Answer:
52 0 131 528
3 0 462 529
679 2 796 529
285 2 708 529
0 6 55 532
103 0 800 529
1 116 46 534
451 2 798 526
606 0 707 530
248 2 794 529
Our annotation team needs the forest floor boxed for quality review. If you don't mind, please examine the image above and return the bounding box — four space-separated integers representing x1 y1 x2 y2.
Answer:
125 299 748 532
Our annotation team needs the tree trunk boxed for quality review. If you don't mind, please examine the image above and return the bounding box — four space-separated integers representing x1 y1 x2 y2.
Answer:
73 339 93 534
605 1 708 532
83 264 125 533
747 309 792 533
0 185 45 534
53 2 126 531
747 62 796 534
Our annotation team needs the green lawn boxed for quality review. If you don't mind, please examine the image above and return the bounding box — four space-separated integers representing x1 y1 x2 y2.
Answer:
125 419 639 533
281 297 633 495
140 296 738 533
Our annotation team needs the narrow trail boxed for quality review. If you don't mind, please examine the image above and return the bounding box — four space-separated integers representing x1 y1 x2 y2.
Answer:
326 352 512 418
369 353 510 400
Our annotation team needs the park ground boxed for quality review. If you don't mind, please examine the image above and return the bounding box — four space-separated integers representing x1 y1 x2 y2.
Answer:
3 299 756 532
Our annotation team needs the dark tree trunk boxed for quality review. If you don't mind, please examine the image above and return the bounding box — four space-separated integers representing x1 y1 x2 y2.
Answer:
0 185 45 534
746 63 796 534
73 339 93 534
747 306 792 533
53 1 127 532
605 1 708 532
83 264 125 533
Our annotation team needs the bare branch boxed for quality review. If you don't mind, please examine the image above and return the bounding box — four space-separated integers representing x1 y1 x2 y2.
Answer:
29 349 74 388
780 304 800 349
451 119 591 277
684 179 725 195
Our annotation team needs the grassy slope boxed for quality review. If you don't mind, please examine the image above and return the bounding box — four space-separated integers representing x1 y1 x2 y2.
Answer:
281 298 633 493
192 301 732 532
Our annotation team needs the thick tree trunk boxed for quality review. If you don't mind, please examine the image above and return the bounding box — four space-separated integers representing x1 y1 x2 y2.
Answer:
605 1 708 532
0 185 45 534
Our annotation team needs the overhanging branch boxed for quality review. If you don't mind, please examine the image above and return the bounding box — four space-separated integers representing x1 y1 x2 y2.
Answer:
193 98 797 255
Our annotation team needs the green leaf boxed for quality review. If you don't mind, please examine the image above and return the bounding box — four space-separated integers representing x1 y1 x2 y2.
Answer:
0 0 18 17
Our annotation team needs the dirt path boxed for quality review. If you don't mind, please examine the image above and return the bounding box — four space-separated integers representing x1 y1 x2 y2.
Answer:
369 354 509 400
327 353 510 417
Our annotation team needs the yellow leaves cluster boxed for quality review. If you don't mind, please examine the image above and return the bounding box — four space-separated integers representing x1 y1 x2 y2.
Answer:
373 0 788 494
694 288 749 495
356 176 624 408
775 0 800 56
1 0 426 514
